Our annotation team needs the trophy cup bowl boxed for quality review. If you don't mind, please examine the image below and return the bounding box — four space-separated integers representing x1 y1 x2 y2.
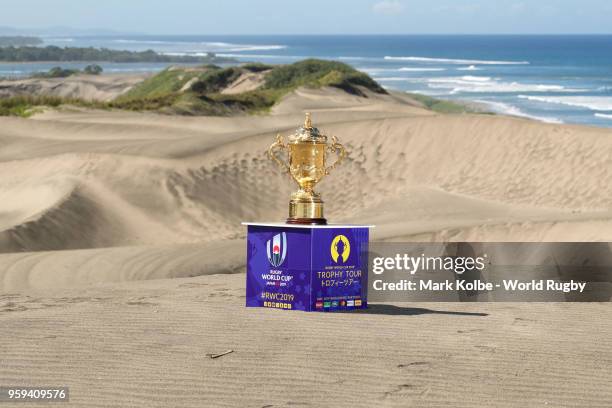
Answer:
268 113 346 225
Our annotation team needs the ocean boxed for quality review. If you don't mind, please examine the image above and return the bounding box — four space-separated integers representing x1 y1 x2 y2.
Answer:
2 34 612 127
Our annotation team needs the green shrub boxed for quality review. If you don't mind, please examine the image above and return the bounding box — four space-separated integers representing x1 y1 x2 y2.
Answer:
84 64 103 75
34 66 79 78
190 67 242 94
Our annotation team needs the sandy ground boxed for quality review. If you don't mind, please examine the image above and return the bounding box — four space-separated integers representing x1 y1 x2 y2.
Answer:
1 83 612 406
2 274 612 407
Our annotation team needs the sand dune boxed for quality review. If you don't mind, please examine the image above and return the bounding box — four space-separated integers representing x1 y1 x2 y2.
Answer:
221 70 268 94
1 86 612 283
0 241 243 292
0 73 150 101
1 84 612 406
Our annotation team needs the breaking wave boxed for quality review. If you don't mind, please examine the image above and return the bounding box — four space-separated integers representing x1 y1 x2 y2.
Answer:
384 56 530 65
518 95 612 111
426 76 583 94
398 67 447 72
457 65 482 71
216 53 306 59
375 77 422 82
113 39 286 53
475 100 563 124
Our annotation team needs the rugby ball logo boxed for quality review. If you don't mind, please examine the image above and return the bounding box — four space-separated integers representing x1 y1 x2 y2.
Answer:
266 232 287 267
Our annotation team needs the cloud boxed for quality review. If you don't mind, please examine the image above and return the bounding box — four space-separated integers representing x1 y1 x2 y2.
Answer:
510 2 527 14
433 3 481 14
372 0 405 15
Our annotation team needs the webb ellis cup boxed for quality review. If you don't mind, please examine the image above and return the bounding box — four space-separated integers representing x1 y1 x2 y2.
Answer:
268 113 346 225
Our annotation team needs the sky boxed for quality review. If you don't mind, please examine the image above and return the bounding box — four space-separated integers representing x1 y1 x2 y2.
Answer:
1 0 611 35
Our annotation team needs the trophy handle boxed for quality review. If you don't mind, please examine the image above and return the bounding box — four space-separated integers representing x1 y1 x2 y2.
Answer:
268 134 290 175
325 135 346 175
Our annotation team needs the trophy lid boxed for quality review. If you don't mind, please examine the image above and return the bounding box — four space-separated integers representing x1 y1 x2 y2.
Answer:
289 113 328 143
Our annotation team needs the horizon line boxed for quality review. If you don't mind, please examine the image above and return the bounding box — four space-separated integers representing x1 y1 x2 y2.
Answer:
5 32 612 37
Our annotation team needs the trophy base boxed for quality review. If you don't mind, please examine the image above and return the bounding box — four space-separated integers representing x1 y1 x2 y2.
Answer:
286 218 327 225
288 197 326 225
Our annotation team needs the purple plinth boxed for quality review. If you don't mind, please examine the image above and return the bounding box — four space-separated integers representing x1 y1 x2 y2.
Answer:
243 223 372 312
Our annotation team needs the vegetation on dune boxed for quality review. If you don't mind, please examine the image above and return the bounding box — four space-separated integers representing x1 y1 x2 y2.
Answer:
116 67 213 100
33 67 80 78
110 94 179 112
0 59 472 118
262 59 386 96
115 59 388 115
0 95 104 117
208 88 287 113
0 36 43 47
0 93 183 117
0 46 237 63
114 64 262 115
189 67 244 94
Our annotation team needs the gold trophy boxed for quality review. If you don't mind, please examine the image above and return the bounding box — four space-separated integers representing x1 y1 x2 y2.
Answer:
268 113 346 225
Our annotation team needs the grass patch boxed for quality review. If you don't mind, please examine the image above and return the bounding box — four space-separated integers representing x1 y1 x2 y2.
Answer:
110 94 179 112
117 67 215 101
263 59 386 95
0 95 105 117
209 88 288 114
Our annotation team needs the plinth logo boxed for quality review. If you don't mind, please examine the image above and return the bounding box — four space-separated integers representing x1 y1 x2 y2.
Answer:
266 232 287 267
331 234 351 263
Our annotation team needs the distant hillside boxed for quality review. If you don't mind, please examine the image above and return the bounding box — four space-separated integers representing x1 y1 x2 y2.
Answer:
114 59 388 115
0 46 236 64
0 36 43 46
